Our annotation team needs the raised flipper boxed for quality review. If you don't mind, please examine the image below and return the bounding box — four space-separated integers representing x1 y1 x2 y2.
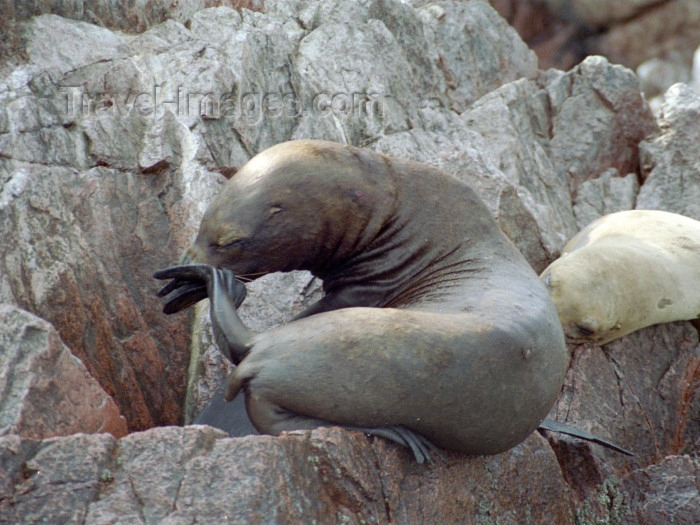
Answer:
154 264 246 313
538 418 634 456
154 265 251 363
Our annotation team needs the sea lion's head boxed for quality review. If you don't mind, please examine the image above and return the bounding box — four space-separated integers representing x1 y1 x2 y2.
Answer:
182 140 395 279
540 251 623 345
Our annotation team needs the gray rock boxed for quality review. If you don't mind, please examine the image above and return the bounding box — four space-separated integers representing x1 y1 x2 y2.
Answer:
4 0 265 33
23 15 130 75
0 163 192 430
417 0 538 112
0 433 117 524
547 322 700 486
546 56 657 198
638 83 700 220
463 56 655 258
573 169 639 230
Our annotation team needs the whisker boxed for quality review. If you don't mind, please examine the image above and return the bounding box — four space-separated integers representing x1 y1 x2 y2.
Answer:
235 271 267 282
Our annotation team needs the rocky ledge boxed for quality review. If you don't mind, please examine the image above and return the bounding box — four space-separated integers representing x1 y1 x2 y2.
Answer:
0 1 698 523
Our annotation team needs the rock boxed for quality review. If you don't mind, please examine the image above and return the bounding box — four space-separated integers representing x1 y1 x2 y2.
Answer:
636 53 692 99
0 433 117 524
545 56 657 198
573 170 639 229
0 0 697 521
463 55 655 257
546 322 700 496
24 15 130 76
638 83 700 220
620 455 700 525
0 426 575 524
462 77 576 263
4 0 264 32
0 304 127 439
417 0 538 112
0 163 193 430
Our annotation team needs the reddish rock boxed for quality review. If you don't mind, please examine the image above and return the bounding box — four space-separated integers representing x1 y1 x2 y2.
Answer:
0 426 575 524
0 165 192 431
620 455 700 525
546 322 699 499
0 1 697 521
0 304 127 440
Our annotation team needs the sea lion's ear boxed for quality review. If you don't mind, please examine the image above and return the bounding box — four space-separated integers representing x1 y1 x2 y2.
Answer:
269 205 283 216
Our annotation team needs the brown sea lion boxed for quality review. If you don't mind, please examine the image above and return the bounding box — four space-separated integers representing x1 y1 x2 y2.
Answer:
156 139 570 462
540 210 700 345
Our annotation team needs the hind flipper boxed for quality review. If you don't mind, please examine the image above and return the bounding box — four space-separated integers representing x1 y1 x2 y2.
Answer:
539 418 633 456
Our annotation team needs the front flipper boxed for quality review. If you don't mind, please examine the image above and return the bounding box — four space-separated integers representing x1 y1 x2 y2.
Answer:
154 264 246 313
154 264 251 363
538 418 634 456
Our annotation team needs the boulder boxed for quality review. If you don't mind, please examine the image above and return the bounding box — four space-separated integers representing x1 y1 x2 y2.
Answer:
0 0 697 522
0 426 575 524
638 83 700 220
0 304 127 439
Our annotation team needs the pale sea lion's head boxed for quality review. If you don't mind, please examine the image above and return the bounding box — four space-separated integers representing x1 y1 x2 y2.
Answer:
540 251 624 345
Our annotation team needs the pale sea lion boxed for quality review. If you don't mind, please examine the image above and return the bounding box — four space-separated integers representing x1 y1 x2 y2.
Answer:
540 210 700 345
156 139 571 462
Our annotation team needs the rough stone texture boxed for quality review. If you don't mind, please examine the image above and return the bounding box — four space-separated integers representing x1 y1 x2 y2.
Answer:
0 304 127 439
0 162 193 431
417 0 538 112
3 0 265 33
573 170 639 230
620 455 700 525
638 83 700 221
462 55 655 260
0 433 117 524
547 323 699 478
0 0 698 522
0 426 575 524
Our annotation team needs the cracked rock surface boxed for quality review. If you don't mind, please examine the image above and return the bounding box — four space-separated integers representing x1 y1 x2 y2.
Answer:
0 1 698 523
